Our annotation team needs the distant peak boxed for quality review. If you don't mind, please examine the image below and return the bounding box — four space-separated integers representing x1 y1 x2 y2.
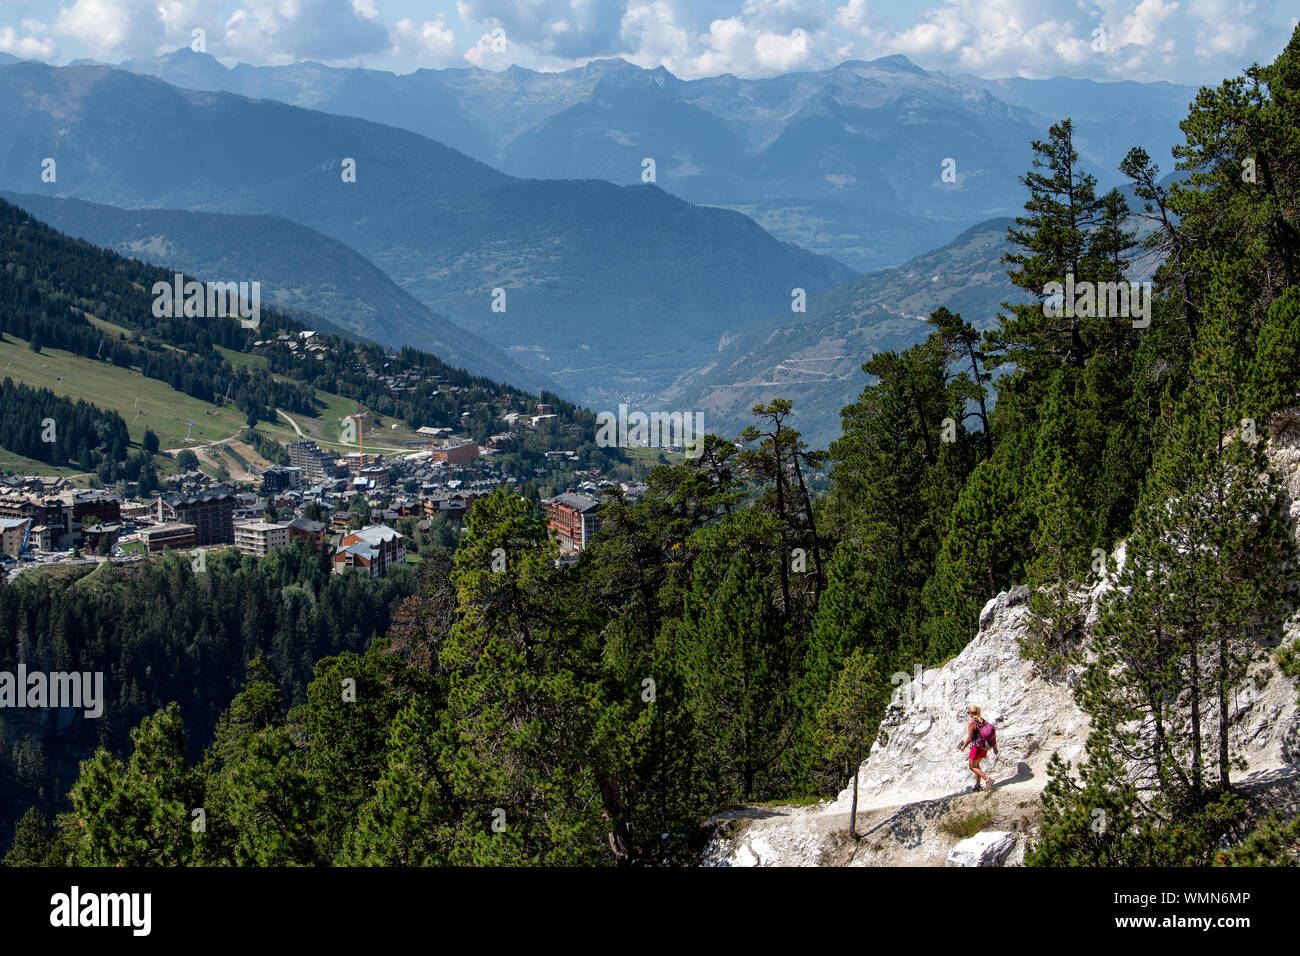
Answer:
843 53 928 76
121 47 227 71
580 57 641 74
160 47 221 65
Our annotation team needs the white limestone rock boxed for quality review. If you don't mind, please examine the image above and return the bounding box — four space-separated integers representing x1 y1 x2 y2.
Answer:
946 831 1018 867
829 585 1089 815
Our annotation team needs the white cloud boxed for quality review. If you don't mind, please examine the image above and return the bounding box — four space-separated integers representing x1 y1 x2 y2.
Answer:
390 17 457 63
618 1 694 69
1115 0 1178 48
221 0 390 63
53 0 205 57
823 0 1278 81
45 0 391 63
1187 0 1260 60
0 19 55 59
5 0 1293 82
458 0 629 59
617 0 840 78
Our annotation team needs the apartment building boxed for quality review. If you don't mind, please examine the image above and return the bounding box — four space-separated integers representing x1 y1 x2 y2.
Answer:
332 524 405 576
0 495 78 550
139 523 197 553
287 515 327 547
542 492 600 553
429 441 479 466
0 517 31 556
234 520 291 557
156 492 235 546
288 441 343 482
72 490 122 524
261 466 304 495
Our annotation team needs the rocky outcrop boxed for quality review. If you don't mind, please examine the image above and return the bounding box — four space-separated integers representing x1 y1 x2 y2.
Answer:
825 583 1089 817
706 586 1089 866
710 579 1299 865
946 831 1018 867
705 419 1300 866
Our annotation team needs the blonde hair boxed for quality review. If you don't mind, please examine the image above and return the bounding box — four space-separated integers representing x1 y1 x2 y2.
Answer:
967 705 982 719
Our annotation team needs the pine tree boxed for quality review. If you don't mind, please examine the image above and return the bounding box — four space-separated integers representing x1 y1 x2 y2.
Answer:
1023 372 1101 671
1246 286 1300 418
62 704 204 866
679 512 793 803
304 650 404 855
815 649 887 839
1034 274 1298 864
338 696 450 865
3 807 58 866
437 487 608 865
993 118 1109 372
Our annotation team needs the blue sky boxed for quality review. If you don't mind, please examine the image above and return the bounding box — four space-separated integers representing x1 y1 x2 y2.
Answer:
1 0 1295 84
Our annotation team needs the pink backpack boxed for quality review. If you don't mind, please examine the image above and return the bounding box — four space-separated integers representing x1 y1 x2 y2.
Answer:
976 719 997 749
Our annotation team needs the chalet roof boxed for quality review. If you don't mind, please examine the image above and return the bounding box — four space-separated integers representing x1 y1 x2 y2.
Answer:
347 524 403 546
543 492 599 513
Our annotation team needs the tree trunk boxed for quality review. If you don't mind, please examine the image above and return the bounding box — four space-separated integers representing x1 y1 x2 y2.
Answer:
966 344 992 454
772 437 791 615
910 387 936 462
1217 630 1231 789
1189 636 1204 795
849 760 860 841
791 452 826 595
596 773 636 866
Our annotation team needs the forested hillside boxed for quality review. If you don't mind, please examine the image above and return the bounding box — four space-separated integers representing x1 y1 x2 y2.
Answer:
0 191 552 393
0 197 621 490
0 198 314 425
0 545 416 853
662 217 1022 447
0 378 129 473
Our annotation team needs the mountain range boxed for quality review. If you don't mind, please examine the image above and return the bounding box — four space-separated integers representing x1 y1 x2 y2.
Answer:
0 190 555 393
662 217 1026 447
109 49 1198 272
0 59 852 408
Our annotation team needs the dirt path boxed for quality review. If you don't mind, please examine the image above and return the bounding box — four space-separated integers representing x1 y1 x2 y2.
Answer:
710 760 1045 867
278 407 417 455
277 409 305 438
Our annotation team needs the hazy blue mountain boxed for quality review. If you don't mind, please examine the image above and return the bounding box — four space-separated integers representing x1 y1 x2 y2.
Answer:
0 61 852 408
661 218 1027 447
0 190 556 393
957 74 1197 182
113 49 1192 272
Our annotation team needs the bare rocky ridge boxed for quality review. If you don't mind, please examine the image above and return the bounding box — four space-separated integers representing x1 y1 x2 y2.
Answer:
704 425 1300 867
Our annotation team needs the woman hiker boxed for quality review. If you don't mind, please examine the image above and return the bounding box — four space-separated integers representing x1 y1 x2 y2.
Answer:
961 705 997 792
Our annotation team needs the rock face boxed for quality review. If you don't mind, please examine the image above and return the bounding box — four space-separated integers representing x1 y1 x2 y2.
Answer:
705 587 1090 867
826 583 1089 816
946 831 1018 867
